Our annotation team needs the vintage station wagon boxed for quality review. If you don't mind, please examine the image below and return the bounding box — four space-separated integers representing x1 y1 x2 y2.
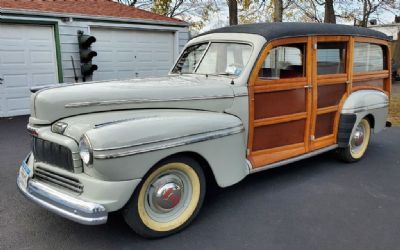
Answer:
17 23 392 238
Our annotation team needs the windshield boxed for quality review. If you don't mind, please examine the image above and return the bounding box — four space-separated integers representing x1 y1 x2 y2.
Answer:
172 42 252 77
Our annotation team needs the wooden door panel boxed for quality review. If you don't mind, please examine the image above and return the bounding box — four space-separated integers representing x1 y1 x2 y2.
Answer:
248 37 311 168
253 119 306 151
254 89 306 119
310 37 351 150
315 112 335 138
317 83 346 108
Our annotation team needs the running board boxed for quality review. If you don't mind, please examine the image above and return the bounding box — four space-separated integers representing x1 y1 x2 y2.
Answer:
249 144 338 174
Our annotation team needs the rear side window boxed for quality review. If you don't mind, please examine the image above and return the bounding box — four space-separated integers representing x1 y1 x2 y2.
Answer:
353 42 387 72
317 42 347 75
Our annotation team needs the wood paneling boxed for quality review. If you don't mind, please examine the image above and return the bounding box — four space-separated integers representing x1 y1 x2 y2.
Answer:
315 112 335 138
251 143 306 167
254 89 306 119
247 34 390 169
352 79 384 89
253 119 305 151
317 84 346 108
310 36 351 151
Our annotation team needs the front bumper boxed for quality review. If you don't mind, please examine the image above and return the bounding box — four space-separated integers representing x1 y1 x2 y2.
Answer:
17 175 108 225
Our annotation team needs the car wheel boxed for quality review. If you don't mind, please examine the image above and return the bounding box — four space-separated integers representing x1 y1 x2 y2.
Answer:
337 118 371 163
123 156 206 238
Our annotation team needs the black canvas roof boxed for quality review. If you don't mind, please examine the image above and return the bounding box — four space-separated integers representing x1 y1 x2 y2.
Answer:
197 22 389 41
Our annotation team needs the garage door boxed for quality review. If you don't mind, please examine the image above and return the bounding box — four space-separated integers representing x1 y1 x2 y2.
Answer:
91 28 174 81
0 24 59 117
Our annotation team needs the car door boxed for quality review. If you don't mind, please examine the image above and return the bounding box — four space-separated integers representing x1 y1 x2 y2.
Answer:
248 37 313 168
310 36 351 150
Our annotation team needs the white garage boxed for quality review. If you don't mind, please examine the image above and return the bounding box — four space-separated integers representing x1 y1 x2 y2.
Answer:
0 24 59 117
92 28 175 81
0 0 189 117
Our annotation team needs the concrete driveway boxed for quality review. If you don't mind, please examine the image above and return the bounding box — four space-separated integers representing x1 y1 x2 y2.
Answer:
1 116 400 250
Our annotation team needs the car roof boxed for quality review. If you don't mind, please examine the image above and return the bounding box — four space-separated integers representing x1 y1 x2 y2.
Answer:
196 22 390 41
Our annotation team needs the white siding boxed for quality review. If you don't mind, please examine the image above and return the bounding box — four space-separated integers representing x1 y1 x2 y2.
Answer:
58 21 189 83
58 22 89 83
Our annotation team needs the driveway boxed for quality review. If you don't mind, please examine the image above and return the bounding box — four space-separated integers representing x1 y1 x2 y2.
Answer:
1 116 400 250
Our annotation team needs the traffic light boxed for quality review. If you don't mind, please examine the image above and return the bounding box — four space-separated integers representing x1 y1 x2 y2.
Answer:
77 30 98 81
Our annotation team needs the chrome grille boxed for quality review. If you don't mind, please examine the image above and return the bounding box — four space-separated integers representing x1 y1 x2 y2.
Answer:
32 137 74 172
33 167 83 194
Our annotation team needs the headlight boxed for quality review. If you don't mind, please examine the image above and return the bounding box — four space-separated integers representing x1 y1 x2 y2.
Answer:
79 135 93 166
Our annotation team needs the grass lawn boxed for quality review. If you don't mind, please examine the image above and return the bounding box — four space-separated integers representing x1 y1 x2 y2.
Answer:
389 81 400 127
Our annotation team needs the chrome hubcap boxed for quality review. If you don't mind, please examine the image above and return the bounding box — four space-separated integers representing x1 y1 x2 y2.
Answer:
351 123 365 153
352 128 364 147
150 175 183 213
144 170 192 222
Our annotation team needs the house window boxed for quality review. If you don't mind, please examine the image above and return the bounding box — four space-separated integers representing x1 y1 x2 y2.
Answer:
317 42 346 75
258 43 306 79
353 42 387 72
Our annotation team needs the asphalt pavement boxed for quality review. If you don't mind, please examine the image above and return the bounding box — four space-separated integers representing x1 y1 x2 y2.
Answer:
1 116 400 250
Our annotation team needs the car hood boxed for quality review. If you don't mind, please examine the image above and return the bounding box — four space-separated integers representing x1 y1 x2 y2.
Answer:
30 75 236 125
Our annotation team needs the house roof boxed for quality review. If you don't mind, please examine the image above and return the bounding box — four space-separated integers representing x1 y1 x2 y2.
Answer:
198 22 390 41
0 0 186 25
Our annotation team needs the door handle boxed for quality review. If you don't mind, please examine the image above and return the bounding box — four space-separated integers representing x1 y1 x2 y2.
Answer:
304 84 312 91
0 77 3 84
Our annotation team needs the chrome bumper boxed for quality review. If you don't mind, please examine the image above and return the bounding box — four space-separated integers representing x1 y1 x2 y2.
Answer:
17 176 108 225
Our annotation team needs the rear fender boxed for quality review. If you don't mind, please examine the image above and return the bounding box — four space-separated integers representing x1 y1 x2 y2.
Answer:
338 90 389 147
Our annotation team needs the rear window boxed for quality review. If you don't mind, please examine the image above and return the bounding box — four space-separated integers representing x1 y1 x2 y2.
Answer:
353 42 387 72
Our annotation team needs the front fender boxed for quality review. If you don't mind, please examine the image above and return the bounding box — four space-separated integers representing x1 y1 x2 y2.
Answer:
83 110 248 187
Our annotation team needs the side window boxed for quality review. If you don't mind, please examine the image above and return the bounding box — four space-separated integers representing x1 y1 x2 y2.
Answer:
353 42 387 72
317 42 346 75
172 43 208 74
258 43 306 79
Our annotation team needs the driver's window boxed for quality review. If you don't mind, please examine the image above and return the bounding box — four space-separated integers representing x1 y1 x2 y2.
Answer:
258 43 306 80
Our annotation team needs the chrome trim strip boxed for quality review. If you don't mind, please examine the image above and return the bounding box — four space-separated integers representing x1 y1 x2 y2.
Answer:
95 116 157 128
249 145 338 174
94 124 244 151
65 95 234 108
245 159 253 172
234 93 248 97
95 126 244 159
17 177 107 225
341 103 389 114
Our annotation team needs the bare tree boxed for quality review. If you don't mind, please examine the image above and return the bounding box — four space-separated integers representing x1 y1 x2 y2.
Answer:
358 0 397 27
291 0 322 22
228 0 239 25
273 0 283 22
324 0 336 23
117 0 152 8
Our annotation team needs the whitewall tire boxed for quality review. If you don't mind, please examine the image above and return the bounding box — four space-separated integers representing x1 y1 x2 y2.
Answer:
123 156 206 238
337 118 371 162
